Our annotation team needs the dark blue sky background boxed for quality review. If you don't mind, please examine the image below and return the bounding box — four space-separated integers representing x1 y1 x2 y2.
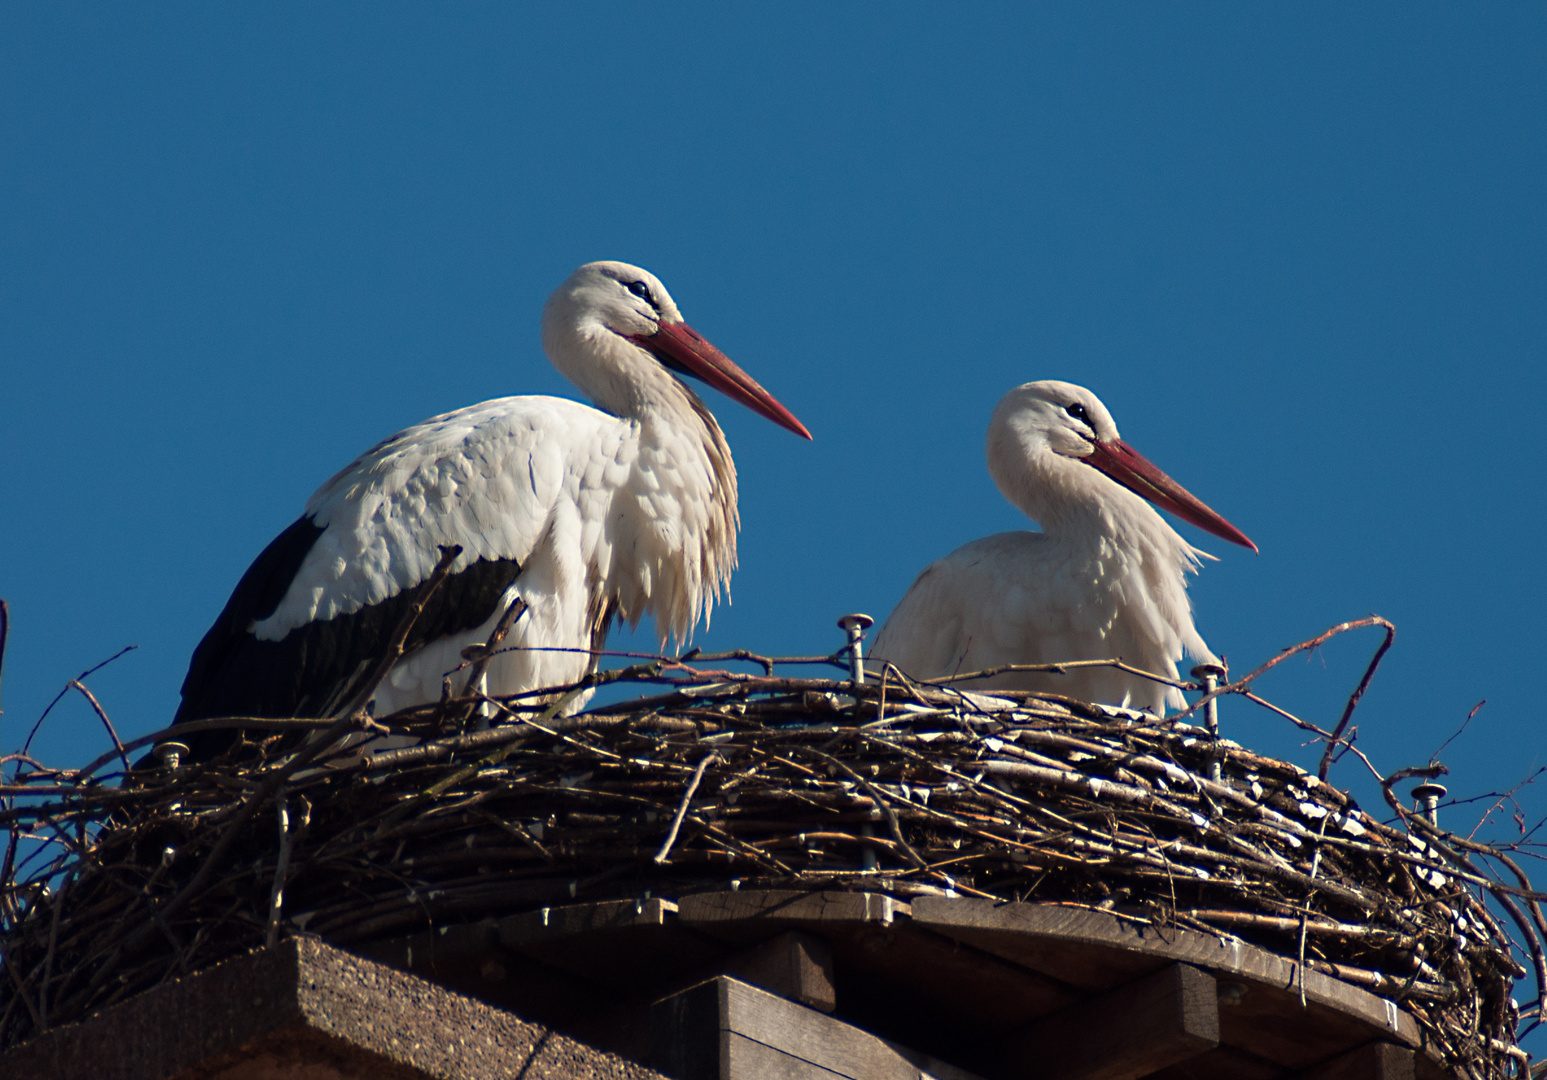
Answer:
3 5 1544 868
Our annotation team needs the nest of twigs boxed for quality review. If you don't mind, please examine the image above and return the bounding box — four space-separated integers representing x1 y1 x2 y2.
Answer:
1 621 1542 1078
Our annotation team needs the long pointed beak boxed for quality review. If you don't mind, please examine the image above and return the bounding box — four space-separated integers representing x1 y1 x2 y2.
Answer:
1083 439 1258 552
630 321 813 440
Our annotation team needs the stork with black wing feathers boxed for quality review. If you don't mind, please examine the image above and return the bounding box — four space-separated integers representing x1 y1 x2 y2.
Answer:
173 261 810 758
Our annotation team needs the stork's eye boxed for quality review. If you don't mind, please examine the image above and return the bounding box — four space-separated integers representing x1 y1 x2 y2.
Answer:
1066 403 1092 425
626 280 655 305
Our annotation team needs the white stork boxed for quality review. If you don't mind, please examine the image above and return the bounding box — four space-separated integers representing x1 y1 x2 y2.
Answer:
173 261 810 756
868 380 1255 714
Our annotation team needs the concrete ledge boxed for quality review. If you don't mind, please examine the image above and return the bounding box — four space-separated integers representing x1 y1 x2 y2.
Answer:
0 937 664 1080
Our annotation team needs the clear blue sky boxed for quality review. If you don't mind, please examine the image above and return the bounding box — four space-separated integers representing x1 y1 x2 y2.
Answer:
4 7 1544 843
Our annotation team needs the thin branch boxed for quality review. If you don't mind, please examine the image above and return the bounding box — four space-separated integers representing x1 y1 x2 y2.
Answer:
802 742 929 871
0 598 9 720
0 936 43 1034
1432 699 1487 766
335 545 464 719
20 646 138 758
653 754 719 864
264 796 309 948
1317 617 1395 781
459 594 528 698
928 657 1192 692
66 682 128 776
37 870 69 1027
1172 616 1392 723
73 718 341 782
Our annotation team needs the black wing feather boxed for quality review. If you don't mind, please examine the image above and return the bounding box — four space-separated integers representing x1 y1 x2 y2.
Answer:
173 515 522 758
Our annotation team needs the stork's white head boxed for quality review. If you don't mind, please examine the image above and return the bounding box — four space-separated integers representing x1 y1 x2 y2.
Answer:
544 261 683 343
991 380 1122 461
988 380 1256 552
542 261 810 439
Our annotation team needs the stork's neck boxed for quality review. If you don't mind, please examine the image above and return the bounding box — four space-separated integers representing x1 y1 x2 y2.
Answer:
593 347 740 645
990 441 1217 670
555 324 738 514
636 379 736 485
617 354 738 500
991 443 1192 568
547 319 740 582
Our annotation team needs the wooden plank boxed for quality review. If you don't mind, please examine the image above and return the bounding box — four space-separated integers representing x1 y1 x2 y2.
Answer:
722 1030 975 1080
911 898 1421 1049
824 921 1081 1031
1215 977 1409 1070
1296 1041 1416 1080
911 897 1164 989
501 897 834 1011
684 889 1077 1027
650 975 983 1080
500 896 680 942
718 976 981 1080
997 962 1218 1080
497 897 727 991
677 889 908 938
545 928 840 1061
725 1031 848 1078
653 978 724 1080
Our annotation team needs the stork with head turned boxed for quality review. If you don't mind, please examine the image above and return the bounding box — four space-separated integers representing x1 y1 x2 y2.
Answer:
172 261 811 758
868 380 1255 714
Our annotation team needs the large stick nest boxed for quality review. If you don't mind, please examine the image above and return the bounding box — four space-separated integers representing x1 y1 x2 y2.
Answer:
1 628 1542 1078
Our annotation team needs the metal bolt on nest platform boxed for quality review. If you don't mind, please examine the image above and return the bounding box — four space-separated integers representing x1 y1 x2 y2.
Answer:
154 741 190 772
1412 782 1448 827
837 614 873 685
1191 664 1226 782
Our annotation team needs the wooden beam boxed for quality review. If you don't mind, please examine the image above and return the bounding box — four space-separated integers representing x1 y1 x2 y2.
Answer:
551 929 840 1061
652 978 723 1080
676 889 907 937
714 930 836 1013
1295 1041 1416 1080
500 896 680 941
910 897 1420 1050
496 897 727 993
650 975 983 1080
995 962 1219 1080
501 898 836 1012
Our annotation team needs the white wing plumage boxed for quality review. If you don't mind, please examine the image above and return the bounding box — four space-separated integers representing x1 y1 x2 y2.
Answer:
254 396 628 639
233 396 642 714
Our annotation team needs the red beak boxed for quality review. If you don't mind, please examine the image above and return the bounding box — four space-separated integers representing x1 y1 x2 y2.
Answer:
630 321 812 440
1083 439 1257 552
